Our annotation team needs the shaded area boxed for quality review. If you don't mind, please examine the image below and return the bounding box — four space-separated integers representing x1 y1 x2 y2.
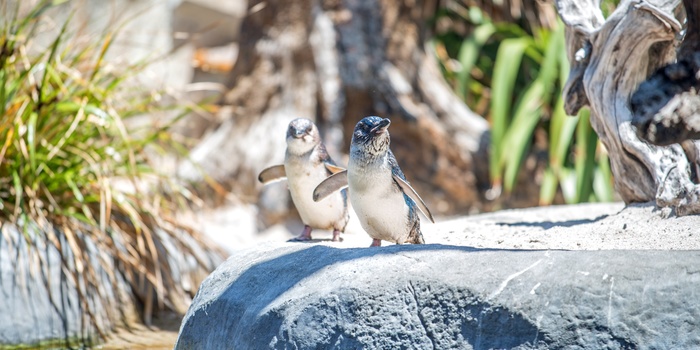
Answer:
631 55 700 146
498 214 610 229
269 280 548 349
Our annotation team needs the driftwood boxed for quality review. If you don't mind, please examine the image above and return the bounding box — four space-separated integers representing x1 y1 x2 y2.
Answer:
181 0 491 221
556 0 700 215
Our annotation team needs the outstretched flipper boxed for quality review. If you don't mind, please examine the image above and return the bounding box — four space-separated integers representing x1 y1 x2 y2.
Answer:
258 165 286 184
313 170 348 202
392 175 435 223
324 163 346 175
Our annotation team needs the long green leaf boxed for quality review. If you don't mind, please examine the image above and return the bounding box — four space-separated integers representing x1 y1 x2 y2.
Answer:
537 22 564 104
502 80 545 192
574 108 597 202
39 12 72 105
594 151 614 202
65 173 84 203
0 70 6 118
550 98 578 171
27 112 38 172
500 26 564 193
90 32 114 83
560 168 577 204
489 37 530 185
457 22 496 98
544 97 578 205
12 170 22 218
539 168 558 205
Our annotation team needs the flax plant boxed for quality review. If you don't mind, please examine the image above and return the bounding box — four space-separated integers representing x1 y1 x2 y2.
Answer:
0 0 223 341
435 3 615 205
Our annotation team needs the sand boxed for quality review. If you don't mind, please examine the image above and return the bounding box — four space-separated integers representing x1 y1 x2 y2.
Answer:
241 201 700 250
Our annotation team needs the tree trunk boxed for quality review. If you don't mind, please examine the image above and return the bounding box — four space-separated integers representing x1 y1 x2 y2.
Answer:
556 0 700 215
182 0 491 220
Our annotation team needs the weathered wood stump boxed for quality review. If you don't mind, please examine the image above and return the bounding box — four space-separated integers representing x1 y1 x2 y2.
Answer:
556 0 700 215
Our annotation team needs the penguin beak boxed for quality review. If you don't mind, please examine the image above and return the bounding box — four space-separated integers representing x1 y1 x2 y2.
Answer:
370 118 391 134
292 128 305 138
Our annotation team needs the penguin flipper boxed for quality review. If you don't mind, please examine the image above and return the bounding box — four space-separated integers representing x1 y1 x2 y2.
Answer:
392 175 435 223
324 163 346 175
313 170 348 202
258 165 287 184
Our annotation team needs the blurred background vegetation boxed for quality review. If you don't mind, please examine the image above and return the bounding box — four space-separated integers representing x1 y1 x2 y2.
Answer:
433 0 617 206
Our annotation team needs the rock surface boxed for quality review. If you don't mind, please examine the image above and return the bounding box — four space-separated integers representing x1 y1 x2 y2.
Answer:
175 202 700 349
0 224 125 348
0 221 222 348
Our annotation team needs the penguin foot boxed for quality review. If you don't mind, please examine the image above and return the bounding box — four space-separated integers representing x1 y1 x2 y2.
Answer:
370 239 382 247
289 225 313 242
331 230 343 242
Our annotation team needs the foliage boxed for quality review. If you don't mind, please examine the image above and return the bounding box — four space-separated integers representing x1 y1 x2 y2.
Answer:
0 0 221 340
434 3 615 205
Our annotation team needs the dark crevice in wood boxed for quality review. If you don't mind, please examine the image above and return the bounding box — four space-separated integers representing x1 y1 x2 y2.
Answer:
631 0 700 147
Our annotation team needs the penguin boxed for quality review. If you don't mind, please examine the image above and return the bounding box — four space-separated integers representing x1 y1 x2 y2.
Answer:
258 118 349 242
313 116 434 246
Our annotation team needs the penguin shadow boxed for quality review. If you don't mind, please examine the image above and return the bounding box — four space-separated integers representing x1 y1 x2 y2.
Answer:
493 213 609 229
286 237 343 243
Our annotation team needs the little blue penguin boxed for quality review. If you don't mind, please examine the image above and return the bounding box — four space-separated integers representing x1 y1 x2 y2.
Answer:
313 116 434 246
258 118 349 242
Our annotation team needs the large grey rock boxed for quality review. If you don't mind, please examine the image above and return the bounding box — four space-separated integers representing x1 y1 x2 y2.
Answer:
176 203 700 349
176 246 700 349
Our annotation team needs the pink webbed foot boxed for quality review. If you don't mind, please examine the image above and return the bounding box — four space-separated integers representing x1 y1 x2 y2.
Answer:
289 225 313 242
332 230 343 242
370 239 382 247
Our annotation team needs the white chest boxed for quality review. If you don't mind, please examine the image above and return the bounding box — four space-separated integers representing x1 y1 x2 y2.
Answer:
284 156 345 230
348 157 410 243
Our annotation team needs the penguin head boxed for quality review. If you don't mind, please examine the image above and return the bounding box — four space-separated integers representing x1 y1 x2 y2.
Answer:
351 116 391 156
286 118 321 154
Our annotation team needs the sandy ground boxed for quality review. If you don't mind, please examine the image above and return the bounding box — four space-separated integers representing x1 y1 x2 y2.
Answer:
99 313 180 350
432 202 699 250
195 201 700 251
101 201 700 348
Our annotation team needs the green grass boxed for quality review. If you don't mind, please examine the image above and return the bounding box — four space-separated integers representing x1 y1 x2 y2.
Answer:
434 3 615 206
0 0 223 340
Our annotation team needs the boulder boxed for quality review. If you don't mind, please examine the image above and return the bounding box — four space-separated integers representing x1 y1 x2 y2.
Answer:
175 203 700 349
